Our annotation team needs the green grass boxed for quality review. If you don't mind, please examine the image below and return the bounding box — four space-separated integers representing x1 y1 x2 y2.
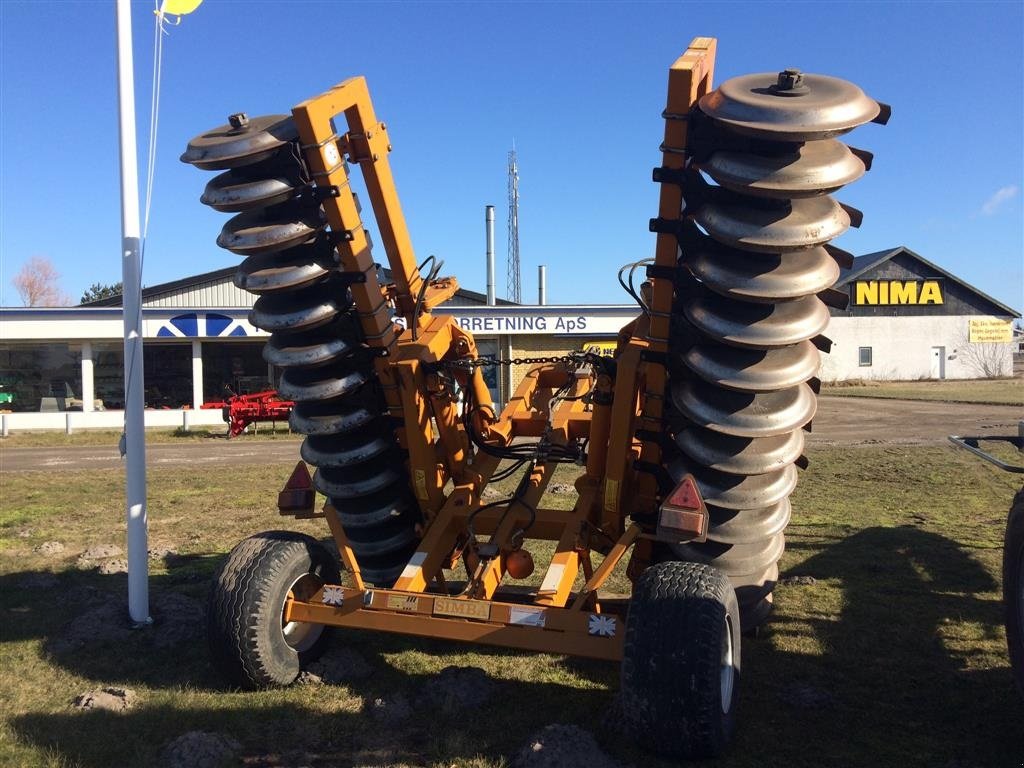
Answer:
821 377 1023 406
1 448 1022 767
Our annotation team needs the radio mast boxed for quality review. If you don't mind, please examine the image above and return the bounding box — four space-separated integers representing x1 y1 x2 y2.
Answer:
506 149 521 303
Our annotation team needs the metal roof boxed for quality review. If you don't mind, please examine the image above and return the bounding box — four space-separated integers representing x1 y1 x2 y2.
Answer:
835 245 1020 317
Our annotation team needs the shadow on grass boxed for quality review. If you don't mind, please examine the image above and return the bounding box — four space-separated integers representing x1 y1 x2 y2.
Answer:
4 525 1023 766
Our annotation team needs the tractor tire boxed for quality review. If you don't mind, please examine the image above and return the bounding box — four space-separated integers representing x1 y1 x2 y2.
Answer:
1005 486 1024 696
208 530 339 689
621 560 741 759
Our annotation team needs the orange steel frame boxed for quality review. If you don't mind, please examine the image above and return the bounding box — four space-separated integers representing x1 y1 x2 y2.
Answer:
280 38 718 661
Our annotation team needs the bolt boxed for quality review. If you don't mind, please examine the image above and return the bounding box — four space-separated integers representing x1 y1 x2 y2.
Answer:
228 112 249 129
777 69 804 91
372 154 379 161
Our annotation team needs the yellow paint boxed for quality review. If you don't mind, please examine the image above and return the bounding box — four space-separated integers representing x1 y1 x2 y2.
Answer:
158 0 202 15
582 341 617 357
433 597 491 621
603 478 619 513
854 280 944 305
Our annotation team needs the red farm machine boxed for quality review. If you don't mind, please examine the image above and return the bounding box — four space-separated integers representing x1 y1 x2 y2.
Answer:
181 37 888 757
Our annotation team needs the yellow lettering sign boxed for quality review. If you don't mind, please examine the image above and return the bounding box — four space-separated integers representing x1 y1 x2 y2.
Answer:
918 281 943 304
969 317 1012 343
433 597 491 621
853 280 944 306
856 282 878 305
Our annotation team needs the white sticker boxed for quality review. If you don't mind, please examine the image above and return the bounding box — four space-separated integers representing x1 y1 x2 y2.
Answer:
588 614 617 637
538 564 565 595
509 606 546 628
323 142 341 168
322 585 345 606
398 551 428 581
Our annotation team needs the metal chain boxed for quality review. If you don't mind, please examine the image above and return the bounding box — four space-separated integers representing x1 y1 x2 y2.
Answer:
440 351 609 370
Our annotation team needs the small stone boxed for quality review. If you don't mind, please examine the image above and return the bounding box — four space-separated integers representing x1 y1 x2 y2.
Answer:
780 575 817 586
16 529 32 539
368 693 412 723
512 724 622 768
98 558 129 575
79 544 123 561
161 731 240 768
418 666 492 712
73 687 137 712
36 541 65 556
546 483 576 496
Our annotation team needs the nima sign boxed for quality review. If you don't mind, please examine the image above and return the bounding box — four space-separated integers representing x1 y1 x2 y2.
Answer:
853 280 943 306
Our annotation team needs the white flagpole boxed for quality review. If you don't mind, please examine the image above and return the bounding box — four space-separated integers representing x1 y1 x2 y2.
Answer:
115 0 150 626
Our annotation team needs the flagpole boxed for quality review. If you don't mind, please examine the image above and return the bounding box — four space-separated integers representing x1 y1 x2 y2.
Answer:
115 0 150 626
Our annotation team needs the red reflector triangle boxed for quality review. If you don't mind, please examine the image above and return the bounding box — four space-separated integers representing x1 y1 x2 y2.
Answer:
666 474 702 510
283 461 313 491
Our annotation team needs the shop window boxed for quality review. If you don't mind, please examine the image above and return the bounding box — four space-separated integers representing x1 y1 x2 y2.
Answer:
858 347 873 367
202 342 272 403
93 346 125 410
0 343 82 412
143 343 192 408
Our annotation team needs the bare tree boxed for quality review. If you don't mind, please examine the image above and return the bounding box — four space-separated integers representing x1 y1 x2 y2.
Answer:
957 330 1010 378
12 256 71 306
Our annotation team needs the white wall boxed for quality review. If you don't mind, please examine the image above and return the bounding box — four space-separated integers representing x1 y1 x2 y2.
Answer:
0 408 229 434
821 315 1016 382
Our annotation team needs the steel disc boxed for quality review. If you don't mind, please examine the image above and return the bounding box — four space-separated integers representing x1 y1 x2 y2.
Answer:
180 114 298 170
683 342 820 393
234 246 334 295
694 195 850 253
698 139 866 198
249 280 351 332
278 363 368 404
672 380 816 437
699 71 883 141
669 458 798 510
672 531 785 576
217 208 325 256
688 245 839 303
676 427 805 476
704 500 791 545
289 400 376 436
685 292 829 348
201 170 304 212
301 431 392 469
263 330 356 368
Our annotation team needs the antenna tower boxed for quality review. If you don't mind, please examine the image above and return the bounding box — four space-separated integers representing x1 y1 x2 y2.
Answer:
506 149 521 303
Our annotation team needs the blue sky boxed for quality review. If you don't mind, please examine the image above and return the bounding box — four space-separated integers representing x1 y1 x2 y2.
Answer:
1 1 1021 310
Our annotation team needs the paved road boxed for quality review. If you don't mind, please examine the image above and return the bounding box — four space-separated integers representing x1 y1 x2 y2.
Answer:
1 398 1020 472
0 438 304 473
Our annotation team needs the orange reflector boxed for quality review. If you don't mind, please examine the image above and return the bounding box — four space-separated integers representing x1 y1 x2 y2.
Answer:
656 473 708 543
278 461 315 514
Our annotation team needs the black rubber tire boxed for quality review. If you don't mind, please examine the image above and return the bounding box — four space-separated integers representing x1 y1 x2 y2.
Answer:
208 530 339 689
621 560 741 759
1005 486 1024 697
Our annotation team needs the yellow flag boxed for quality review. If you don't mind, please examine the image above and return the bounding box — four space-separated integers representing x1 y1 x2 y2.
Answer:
158 0 203 16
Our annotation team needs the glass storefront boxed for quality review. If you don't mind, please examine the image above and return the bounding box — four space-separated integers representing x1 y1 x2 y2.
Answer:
143 343 192 409
0 344 82 412
201 342 272 403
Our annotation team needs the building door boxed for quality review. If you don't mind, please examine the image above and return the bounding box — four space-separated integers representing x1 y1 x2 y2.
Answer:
930 346 946 379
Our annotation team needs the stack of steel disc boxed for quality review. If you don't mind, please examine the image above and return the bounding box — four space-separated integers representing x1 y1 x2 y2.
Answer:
182 114 420 585
664 70 889 629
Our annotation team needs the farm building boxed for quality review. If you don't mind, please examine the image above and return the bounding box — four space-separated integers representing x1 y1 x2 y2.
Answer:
0 245 1017 431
